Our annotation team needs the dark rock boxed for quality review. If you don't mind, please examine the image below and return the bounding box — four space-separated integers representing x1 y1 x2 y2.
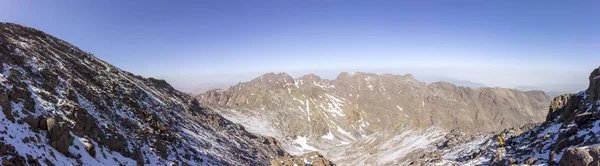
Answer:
1 100 14 122
0 93 8 103
39 118 47 130
524 157 538 165
559 95 583 123
587 67 600 110
24 116 40 130
558 148 593 166
547 94 573 121
69 105 99 138
81 138 96 157
573 112 593 127
65 88 79 103
155 141 169 159
590 146 600 160
46 118 74 154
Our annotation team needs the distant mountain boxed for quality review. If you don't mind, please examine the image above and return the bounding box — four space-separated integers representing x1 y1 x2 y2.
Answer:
187 83 232 94
198 71 550 165
0 22 297 165
415 75 488 88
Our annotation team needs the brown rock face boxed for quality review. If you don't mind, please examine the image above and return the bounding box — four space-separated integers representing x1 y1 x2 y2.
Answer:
45 118 74 155
524 157 538 165
558 148 593 166
547 94 573 121
68 105 100 138
198 72 550 165
589 146 600 159
81 138 96 157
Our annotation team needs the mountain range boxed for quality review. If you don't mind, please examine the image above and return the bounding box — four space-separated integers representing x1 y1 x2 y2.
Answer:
197 71 551 165
2 22 600 166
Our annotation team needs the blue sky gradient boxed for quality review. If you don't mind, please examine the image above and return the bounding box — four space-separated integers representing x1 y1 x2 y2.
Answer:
1 1 599 92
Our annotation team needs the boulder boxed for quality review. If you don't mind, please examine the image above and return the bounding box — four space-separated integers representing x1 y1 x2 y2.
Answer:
559 95 582 123
65 88 79 103
491 147 506 164
0 93 8 103
524 157 538 165
506 157 517 165
1 100 14 122
39 118 47 130
573 112 593 127
69 106 99 138
155 141 169 158
547 94 573 121
589 146 600 159
81 138 96 157
24 116 40 129
557 148 593 166
46 118 74 154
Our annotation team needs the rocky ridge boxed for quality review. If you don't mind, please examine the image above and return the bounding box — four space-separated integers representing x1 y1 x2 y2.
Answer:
409 66 600 165
0 22 291 165
198 71 550 165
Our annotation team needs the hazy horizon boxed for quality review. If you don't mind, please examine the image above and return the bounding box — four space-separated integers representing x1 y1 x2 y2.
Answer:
2 1 598 93
166 67 590 94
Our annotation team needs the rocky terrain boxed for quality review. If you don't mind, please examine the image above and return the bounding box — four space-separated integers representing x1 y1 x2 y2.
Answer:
198 71 551 165
4 21 595 166
404 66 600 165
0 22 305 165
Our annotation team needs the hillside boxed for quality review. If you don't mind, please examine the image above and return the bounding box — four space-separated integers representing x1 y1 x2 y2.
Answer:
0 22 293 165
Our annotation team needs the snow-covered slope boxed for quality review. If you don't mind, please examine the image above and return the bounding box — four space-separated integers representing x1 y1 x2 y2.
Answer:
0 22 288 165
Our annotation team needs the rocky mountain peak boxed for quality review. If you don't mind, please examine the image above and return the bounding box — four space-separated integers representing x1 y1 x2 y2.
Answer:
296 74 327 87
247 72 295 88
198 70 551 165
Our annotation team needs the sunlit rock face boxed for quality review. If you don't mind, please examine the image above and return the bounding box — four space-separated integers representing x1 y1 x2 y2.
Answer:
198 70 550 165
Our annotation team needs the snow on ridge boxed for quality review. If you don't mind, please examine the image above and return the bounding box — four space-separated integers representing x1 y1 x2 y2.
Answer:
396 105 403 111
323 94 346 117
313 81 334 89
293 136 319 152
321 131 335 140
306 99 311 122
377 127 445 165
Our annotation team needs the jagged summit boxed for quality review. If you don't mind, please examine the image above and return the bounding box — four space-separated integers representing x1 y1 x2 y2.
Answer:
0 22 288 165
198 70 551 165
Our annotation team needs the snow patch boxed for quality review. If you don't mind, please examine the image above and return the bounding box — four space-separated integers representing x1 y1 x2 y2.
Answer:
321 131 335 140
396 105 403 111
293 136 319 152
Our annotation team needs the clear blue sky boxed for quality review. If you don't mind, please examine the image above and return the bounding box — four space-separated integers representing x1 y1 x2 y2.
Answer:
1 1 599 91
